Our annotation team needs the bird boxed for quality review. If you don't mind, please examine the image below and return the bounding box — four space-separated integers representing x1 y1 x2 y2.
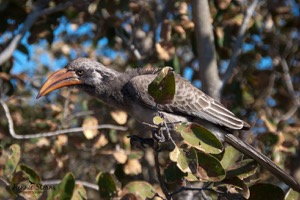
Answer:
37 57 300 192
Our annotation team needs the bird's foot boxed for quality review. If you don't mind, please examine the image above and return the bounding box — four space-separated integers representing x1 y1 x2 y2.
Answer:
152 129 166 142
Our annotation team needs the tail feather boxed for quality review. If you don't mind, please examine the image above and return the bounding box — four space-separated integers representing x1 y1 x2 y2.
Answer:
224 133 300 193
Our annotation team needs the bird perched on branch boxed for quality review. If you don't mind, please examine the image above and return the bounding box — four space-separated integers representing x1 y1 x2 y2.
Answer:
37 58 300 192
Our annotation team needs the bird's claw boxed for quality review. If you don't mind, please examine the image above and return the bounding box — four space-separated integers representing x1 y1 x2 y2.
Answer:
152 129 166 142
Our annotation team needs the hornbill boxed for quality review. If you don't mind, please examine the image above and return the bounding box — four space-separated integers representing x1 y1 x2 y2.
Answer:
37 58 300 192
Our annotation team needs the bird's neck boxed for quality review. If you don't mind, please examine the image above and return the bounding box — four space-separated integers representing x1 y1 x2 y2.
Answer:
83 68 157 110
91 71 132 109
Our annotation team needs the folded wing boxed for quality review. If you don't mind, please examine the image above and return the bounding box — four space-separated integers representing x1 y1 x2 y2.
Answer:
124 73 250 130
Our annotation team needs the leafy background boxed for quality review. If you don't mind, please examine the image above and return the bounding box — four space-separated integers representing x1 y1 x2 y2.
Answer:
0 0 300 199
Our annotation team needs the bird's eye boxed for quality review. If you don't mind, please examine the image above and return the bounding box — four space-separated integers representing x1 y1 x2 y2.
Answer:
76 70 84 76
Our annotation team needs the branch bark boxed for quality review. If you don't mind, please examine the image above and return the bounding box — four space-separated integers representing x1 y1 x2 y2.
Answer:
0 1 73 66
191 0 221 101
221 0 259 90
154 150 171 200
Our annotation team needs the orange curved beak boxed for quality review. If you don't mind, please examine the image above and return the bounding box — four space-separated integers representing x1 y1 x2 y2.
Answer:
36 68 83 99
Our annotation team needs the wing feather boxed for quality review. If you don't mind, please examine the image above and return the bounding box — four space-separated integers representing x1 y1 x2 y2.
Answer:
124 73 249 130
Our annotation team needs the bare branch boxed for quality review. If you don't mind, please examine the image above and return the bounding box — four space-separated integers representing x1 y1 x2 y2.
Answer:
281 58 298 102
0 99 127 139
221 0 259 90
0 1 73 66
276 58 300 123
42 179 99 191
115 28 142 60
154 150 170 200
0 177 10 187
191 0 221 100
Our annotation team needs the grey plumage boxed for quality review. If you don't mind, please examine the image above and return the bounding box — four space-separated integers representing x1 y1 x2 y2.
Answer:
37 58 300 192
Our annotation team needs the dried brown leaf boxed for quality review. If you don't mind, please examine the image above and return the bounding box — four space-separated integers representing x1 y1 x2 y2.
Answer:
56 135 68 147
178 2 188 15
93 134 109 149
110 110 128 125
82 116 99 139
36 138 50 147
124 159 142 175
113 150 128 164
156 41 175 61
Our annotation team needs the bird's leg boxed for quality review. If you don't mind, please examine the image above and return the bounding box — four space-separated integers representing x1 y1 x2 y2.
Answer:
152 129 166 142
152 110 177 148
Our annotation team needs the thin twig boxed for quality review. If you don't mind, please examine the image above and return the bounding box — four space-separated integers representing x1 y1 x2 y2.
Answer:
115 28 142 60
41 179 99 191
277 58 300 122
221 0 259 90
0 99 127 139
281 58 298 102
0 177 10 187
0 0 73 66
275 39 300 123
154 150 170 200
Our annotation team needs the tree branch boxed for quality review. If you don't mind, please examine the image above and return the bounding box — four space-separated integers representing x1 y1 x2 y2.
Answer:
221 0 259 90
0 99 127 139
191 0 221 101
0 1 73 66
154 150 170 200
277 57 299 122
42 179 99 191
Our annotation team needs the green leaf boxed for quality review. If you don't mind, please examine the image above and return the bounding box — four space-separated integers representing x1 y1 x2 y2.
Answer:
226 159 258 179
17 164 41 183
148 66 175 104
10 164 42 199
123 181 155 199
249 183 284 200
47 173 75 200
71 184 87 200
197 151 226 182
97 172 117 199
175 122 223 154
169 146 190 173
215 177 250 199
164 162 187 183
4 144 21 178
285 188 300 200
185 147 198 174
185 172 199 182
220 146 241 169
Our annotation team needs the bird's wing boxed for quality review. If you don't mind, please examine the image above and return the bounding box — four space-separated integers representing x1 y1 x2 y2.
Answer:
125 74 249 130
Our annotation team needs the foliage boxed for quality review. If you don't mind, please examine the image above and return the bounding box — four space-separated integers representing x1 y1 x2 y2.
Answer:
0 0 300 199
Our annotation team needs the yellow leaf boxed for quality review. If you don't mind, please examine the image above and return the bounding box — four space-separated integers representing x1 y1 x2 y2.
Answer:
169 146 180 162
153 115 164 125
82 116 98 139
110 110 128 125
